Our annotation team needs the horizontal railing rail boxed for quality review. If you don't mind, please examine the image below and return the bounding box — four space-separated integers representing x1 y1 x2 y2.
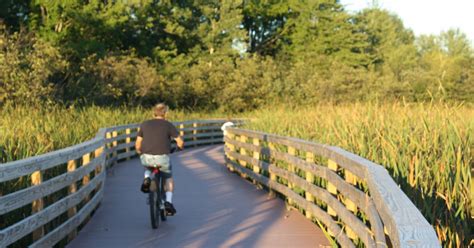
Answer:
0 119 241 247
224 127 440 248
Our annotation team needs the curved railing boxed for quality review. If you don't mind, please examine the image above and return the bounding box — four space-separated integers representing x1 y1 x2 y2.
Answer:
224 128 440 248
0 119 236 247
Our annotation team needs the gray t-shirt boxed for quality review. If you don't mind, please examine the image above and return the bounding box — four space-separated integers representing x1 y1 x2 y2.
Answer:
137 119 179 155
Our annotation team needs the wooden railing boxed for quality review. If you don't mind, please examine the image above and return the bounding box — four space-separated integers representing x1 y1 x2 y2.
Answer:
0 119 237 247
224 128 440 248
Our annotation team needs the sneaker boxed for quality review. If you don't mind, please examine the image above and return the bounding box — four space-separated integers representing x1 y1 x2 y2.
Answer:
164 201 177 216
141 177 151 193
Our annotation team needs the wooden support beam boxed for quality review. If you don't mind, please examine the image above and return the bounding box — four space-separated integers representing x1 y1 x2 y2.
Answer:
125 128 131 160
345 169 358 240
67 159 78 241
287 146 296 206
305 152 315 219
112 131 118 161
82 153 91 202
268 142 277 197
226 133 236 172
327 159 338 217
31 170 44 241
239 135 248 178
252 138 261 185
193 123 198 146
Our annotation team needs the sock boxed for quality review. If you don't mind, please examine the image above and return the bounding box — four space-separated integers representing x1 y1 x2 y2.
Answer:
166 192 173 203
144 170 151 179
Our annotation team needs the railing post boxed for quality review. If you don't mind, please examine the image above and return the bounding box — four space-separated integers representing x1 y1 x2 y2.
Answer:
67 159 78 241
193 122 198 146
345 169 358 240
287 146 296 206
112 131 118 158
105 132 112 168
31 170 44 241
252 138 260 184
125 128 131 160
268 142 277 196
239 135 248 178
82 153 91 201
179 124 184 137
305 152 315 219
327 159 338 217
95 147 104 188
226 132 236 172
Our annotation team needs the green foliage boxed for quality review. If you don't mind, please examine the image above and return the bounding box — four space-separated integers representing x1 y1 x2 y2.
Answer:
0 26 67 105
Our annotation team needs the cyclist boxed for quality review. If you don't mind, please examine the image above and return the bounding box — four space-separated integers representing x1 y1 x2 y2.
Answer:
135 103 184 216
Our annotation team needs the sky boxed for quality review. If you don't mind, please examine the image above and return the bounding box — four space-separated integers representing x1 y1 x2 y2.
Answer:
340 0 474 43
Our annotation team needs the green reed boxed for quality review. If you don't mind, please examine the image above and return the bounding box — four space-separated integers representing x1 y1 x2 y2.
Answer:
245 102 473 247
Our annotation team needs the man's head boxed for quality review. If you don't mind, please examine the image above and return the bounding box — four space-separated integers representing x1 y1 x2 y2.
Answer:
153 103 168 118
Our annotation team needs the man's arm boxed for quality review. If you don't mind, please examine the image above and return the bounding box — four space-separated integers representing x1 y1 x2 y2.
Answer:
135 136 143 154
174 136 184 150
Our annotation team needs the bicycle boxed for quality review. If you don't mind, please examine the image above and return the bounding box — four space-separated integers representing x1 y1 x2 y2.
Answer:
146 165 167 229
144 146 181 229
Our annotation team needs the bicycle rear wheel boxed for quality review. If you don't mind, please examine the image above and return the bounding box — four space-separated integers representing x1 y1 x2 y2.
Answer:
149 182 161 229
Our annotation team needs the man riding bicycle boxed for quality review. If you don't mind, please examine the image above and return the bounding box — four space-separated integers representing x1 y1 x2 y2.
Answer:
135 103 184 216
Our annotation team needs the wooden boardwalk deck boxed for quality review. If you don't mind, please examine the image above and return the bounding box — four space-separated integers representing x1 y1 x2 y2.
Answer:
68 145 330 248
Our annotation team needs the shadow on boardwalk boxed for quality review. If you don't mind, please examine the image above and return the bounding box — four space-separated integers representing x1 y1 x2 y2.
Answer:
68 145 329 248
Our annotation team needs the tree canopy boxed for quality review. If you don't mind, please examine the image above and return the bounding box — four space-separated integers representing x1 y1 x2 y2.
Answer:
0 0 473 109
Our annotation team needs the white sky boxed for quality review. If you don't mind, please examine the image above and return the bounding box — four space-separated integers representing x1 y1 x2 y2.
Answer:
340 0 474 44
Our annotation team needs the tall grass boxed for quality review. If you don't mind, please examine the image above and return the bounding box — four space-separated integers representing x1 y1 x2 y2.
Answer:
0 104 227 247
0 105 222 163
245 102 473 247
1 103 472 247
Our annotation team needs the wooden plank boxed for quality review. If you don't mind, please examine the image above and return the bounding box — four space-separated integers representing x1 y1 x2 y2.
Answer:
182 132 223 140
224 159 355 248
107 142 135 155
31 170 44 241
365 165 440 247
105 132 138 144
173 119 244 126
184 138 223 147
225 148 381 246
117 150 137 160
270 165 376 247
0 172 105 247
225 140 373 213
179 126 222 132
105 123 139 132
30 187 104 248
0 138 103 183
0 153 104 215
226 128 369 178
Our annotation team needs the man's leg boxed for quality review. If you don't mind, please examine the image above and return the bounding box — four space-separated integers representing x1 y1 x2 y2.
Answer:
141 168 152 193
163 176 176 215
165 177 174 202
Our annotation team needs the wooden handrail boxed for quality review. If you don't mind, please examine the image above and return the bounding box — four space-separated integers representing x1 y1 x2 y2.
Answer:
224 127 440 248
0 119 237 247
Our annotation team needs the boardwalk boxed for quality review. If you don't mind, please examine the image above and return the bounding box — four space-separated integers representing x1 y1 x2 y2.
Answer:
68 145 330 248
